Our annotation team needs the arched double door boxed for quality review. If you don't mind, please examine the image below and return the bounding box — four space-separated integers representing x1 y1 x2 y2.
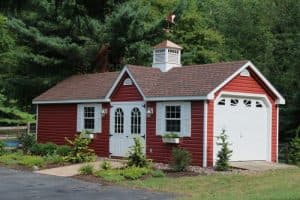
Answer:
109 102 146 157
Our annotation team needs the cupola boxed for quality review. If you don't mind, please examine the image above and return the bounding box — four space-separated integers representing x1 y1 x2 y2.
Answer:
152 40 182 72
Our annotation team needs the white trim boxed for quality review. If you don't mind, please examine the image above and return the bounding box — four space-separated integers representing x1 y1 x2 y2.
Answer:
33 99 109 104
203 101 208 168
77 103 102 133
146 96 207 101
213 91 273 163
276 106 279 163
35 105 38 141
111 101 145 106
105 66 146 100
208 61 285 104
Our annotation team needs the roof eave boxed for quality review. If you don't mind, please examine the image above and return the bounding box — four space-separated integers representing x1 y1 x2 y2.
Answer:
32 98 110 104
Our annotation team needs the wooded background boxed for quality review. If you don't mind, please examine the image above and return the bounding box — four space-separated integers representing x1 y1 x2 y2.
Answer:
0 0 299 142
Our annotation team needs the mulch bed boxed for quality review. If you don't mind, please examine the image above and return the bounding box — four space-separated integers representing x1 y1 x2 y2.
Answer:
163 170 200 177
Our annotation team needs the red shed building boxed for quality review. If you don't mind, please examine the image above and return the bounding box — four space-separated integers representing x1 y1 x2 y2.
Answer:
33 40 285 167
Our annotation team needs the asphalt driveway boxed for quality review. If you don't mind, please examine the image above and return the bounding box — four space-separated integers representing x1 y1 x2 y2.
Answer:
0 167 174 200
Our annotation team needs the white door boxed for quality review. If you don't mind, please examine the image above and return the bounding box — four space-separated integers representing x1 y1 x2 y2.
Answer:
214 96 269 162
109 102 146 157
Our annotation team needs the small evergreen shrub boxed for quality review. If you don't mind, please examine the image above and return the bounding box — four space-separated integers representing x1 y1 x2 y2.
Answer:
56 145 71 156
170 147 191 172
64 132 96 163
289 135 300 166
79 164 94 175
127 137 148 167
30 143 58 156
151 170 165 177
101 160 112 170
215 130 233 171
18 133 36 154
121 167 150 180
0 140 5 155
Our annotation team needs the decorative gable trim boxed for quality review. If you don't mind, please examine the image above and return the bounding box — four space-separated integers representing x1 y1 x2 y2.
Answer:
207 61 285 104
105 66 146 100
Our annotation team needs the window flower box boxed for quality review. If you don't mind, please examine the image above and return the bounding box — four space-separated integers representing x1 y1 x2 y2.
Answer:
81 131 95 139
162 133 180 144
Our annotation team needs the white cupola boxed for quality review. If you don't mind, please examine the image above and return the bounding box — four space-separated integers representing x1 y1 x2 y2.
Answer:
152 40 182 72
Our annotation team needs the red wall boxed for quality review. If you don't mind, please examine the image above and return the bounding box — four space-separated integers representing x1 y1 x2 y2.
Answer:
37 103 110 157
206 67 278 166
146 101 204 166
111 73 143 101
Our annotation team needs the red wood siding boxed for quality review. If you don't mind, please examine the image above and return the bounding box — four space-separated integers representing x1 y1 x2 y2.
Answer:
146 101 204 166
207 67 278 165
206 100 214 167
37 103 109 157
110 73 143 101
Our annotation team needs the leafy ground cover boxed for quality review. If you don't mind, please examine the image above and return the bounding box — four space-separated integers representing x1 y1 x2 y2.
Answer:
121 168 300 200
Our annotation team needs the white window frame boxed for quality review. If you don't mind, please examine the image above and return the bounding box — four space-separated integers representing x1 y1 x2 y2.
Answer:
165 105 181 134
156 102 191 137
77 104 102 133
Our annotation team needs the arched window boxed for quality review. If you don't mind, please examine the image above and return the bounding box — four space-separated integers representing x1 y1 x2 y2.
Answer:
131 107 141 134
114 108 124 133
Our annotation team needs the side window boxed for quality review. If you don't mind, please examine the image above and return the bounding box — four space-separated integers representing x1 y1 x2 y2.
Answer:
256 101 263 108
243 99 252 107
84 107 95 130
131 107 141 134
165 105 181 133
114 108 124 133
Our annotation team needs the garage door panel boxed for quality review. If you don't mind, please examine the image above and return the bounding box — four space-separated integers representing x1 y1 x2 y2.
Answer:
214 97 269 162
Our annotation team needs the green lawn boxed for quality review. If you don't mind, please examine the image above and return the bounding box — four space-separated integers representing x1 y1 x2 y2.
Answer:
122 168 300 200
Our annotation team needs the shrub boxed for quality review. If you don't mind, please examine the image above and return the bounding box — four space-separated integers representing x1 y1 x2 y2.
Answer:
151 170 165 177
18 133 36 154
170 147 191 172
215 130 233 171
127 137 148 167
0 140 5 155
79 164 94 175
19 155 45 167
101 160 112 170
94 169 125 182
30 143 58 156
44 155 65 164
121 167 151 180
289 135 300 166
56 145 71 156
64 132 96 163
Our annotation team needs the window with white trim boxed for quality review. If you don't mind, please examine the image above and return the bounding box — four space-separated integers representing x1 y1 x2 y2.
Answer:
84 107 95 129
156 102 191 137
77 104 101 133
131 107 141 134
165 105 181 132
114 108 124 134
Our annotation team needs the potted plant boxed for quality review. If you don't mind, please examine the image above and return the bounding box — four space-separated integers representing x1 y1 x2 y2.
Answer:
81 130 94 139
162 133 180 144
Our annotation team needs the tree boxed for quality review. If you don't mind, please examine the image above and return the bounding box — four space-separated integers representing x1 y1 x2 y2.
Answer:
215 130 232 171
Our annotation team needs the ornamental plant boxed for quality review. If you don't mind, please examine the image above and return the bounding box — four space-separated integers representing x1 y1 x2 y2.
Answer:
18 133 36 154
127 137 148 168
170 147 191 171
215 130 233 171
64 132 96 163
163 133 180 138
0 140 5 155
288 133 300 166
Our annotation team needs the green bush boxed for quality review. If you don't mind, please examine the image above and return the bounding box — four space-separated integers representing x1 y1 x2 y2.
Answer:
151 170 165 177
64 132 96 163
121 167 151 180
215 130 233 171
79 164 94 175
101 160 112 170
30 143 58 156
56 145 71 156
0 152 45 167
127 137 148 168
289 135 300 166
18 133 36 154
44 155 65 164
0 140 5 155
170 147 191 172
94 169 125 182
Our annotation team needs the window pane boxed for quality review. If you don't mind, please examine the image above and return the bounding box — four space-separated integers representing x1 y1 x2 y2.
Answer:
131 107 141 134
114 108 124 133
84 107 95 118
84 119 94 129
166 119 180 132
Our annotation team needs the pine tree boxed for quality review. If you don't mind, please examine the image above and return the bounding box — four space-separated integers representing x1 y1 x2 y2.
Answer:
215 130 233 171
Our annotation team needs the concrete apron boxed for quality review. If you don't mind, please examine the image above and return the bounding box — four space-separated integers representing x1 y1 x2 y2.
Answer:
35 159 126 177
229 161 295 171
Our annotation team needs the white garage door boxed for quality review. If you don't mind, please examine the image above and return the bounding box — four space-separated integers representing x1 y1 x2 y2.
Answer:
214 96 270 161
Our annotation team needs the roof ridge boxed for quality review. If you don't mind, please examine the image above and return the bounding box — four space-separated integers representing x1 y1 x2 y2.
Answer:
181 60 249 68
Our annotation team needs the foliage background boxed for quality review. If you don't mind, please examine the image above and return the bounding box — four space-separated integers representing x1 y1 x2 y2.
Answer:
0 0 299 142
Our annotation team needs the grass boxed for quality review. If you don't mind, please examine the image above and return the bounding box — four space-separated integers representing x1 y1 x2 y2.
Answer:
121 168 300 200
